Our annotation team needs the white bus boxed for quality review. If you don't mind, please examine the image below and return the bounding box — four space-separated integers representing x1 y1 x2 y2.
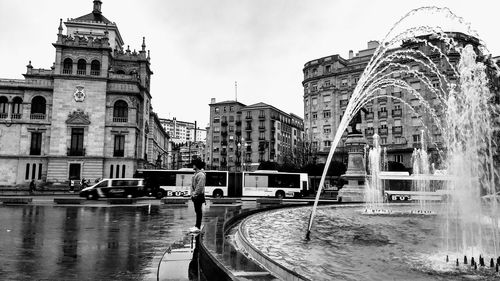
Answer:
135 169 228 199
242 170 308 198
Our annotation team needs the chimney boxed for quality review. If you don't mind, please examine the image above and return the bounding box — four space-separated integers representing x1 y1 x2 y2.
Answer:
210 98 216 104
93 0 102 14
349 50 354 59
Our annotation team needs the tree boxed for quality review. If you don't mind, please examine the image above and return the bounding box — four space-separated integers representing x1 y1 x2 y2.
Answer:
258 161 278 170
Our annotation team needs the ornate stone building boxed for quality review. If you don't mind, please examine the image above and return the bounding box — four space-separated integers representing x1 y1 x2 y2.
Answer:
0 1 168 187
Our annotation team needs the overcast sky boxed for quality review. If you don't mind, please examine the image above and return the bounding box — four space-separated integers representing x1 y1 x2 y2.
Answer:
0 0 499 128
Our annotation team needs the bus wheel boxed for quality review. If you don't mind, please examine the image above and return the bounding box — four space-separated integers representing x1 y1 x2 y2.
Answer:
155 190 164 199
213 189 223 198
275 190 285 199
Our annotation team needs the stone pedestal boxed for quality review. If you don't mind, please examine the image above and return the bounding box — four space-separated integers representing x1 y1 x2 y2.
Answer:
338 133 367 202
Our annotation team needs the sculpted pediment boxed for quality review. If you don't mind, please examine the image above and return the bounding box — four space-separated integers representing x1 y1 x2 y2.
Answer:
66 109 90 125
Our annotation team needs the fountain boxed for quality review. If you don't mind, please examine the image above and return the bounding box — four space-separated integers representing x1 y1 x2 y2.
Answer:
232 7 500 280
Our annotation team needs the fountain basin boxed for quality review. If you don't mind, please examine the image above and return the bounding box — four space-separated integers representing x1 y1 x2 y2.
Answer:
233 204 500 281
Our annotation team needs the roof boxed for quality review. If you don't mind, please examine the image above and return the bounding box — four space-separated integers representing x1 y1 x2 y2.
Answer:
210 100 246 106
244 102 270 108
72 11 112 24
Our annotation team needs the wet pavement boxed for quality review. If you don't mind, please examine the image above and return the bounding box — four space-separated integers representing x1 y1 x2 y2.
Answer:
0 197 335 281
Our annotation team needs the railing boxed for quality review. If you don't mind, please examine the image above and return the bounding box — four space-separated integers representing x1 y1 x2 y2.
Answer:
258 115 265 120
259 126 266 130
365 112 374 120
113 150 124 157
365 128 374 135
221 121 228 126
30 113 46 120
258 136 266 140
392 109 402 117
235 120 242 126
0 113 7 119
245 116 252 120
67 148 85 156
245 126 252 131
11 113 22 119
378 128 388 135
392 126 403 134
90 70 100 76
113 117 128 123
378 111 388 119
76 69 86 75
235 130 241 135
62 68 72 74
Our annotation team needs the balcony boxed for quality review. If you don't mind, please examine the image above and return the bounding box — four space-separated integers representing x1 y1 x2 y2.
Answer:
113 117 128 123
221 150 227 156
113 150 124 157
245 126 252 131
378 128 389 135
392 126 403 134
67 147 85 156
259 126 266 131
221 130 228 136
365 112 374 120
62 68 72 75
221 140 228 146
258 136 266 141
0 113 7 119
340 100 349 107
235 129 241 136
365 128 374 136
392 109 402 117
378 111 388 119
11 113 22 119
76 69 86 75
235 120 242 126
221 121 228 126
30 113 46 120
258 115 266 120
90 70 100 76
245 116 253 120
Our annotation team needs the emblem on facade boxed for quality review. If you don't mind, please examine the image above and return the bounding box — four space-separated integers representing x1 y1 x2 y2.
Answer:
73 85 86 102
66 109 91 125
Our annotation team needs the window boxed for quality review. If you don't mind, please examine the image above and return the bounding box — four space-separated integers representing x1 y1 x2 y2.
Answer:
38 164 42 180
70 128 84 156
259 121 265 128
312 97 318 106
90 60 100 76
30 132 42 155
12 97 22 118
122 165 126 178
380 137 387 144
77 59 86 75
62 58 73 74
116 165 120 178
114 135 125 157
259 132 265 139
32 163 36 180
31 96 46 119
110 165 114 178
213 117 220 123
230 106 234 112
213 126 220 133
223 107 227 112
394 154 403 163
413 134 422 144
304 113 308 120
325 65 331 73
305 99 309 107
323 94 331 102
229 126 234 132
229 116 234 122
25 163 30 180
312 112 317 120
323 125 331 134
0 96 7 118
323 110 331 119
259 110 264 117
324 140 331 147
113 100 128 122
215 107 220 113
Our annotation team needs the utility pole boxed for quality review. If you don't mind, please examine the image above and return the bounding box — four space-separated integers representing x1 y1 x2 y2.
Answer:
235 81 238 102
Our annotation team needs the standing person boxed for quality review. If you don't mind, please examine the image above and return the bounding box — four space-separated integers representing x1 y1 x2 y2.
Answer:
189 158 206 233
29 180 36 194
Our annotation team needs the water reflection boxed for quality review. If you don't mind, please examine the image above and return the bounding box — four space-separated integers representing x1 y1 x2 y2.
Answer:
0 204 199 281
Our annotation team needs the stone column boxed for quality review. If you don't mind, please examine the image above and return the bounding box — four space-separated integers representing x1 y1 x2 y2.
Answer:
338 133 367 202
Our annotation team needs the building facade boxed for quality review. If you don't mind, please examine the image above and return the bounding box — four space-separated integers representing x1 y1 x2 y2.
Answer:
0 1 168 187
159 117 206 143
206 99 304 171
302 34 499 168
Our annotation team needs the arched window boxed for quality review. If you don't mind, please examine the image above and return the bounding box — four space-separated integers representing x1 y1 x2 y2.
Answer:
0 96 8 118
62 58 73 74
116 69 125 74
77 59 86 75
113 100 128 122
31 96 46 119
12 97 23 119
90 60 100 76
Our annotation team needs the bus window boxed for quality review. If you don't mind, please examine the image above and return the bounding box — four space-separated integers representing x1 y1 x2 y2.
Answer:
157 172 176 186
245 174 268 188
270 174 300 188
206 172 227 187
177 173 193 187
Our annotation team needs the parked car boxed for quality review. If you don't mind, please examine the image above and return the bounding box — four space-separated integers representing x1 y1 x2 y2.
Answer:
80 178 145 200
